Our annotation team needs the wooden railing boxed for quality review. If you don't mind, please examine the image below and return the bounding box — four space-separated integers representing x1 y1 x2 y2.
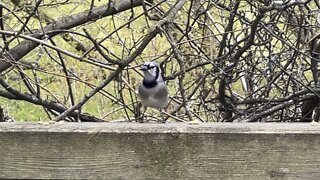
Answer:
1 122 320 179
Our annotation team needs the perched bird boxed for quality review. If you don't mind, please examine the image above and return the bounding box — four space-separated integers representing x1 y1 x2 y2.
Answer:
301 95 320 122
138 61 168 122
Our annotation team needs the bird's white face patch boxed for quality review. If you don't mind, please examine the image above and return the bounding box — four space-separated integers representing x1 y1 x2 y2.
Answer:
147 66 157 77
141 62 159 80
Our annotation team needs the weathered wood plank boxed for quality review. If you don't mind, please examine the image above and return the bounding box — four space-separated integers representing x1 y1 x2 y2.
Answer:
0 122 320 179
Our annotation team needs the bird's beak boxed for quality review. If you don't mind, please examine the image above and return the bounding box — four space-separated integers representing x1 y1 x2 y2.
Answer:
140 65 148 71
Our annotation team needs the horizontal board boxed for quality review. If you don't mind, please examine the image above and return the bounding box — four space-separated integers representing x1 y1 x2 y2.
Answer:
0 122 320 179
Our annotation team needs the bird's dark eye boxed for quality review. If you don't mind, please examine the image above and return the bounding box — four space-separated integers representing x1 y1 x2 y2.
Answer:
146 64 155 69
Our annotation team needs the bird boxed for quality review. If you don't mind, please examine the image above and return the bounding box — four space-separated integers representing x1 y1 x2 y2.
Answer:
301 95 320 122
137 61 168 122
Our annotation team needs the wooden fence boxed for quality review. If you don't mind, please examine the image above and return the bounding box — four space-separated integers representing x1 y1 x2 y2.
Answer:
0 122 320 179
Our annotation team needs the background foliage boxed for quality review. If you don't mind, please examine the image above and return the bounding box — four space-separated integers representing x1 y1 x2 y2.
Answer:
0 0 320 122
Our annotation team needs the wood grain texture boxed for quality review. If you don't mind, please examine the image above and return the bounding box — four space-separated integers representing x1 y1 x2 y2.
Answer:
0 122 320 179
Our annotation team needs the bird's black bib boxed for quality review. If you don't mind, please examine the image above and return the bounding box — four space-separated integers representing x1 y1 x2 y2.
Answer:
143 79 158 88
